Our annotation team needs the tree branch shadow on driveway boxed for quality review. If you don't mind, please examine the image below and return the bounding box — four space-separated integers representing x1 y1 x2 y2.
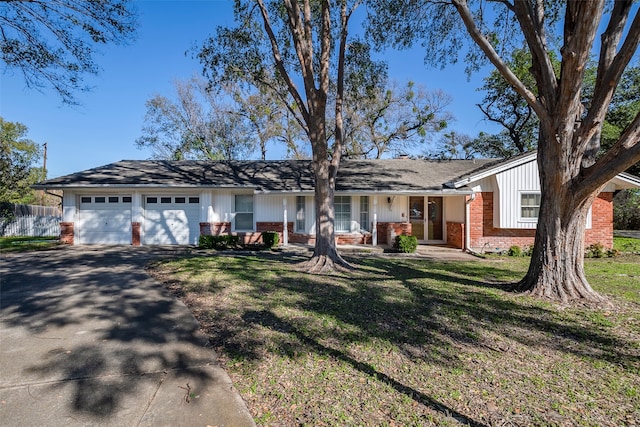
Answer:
0 247 215 421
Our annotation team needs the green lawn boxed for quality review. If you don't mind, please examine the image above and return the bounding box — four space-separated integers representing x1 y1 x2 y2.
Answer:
615 236 640 254
152 254 640 426
0 236 60 253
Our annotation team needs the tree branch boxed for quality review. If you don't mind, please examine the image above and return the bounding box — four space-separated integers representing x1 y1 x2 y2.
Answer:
511 0 558 109
331 0 349 172
576 110 640 199
256 0 310 125
451 0 549 128
555 1 603 124
580 3 639 152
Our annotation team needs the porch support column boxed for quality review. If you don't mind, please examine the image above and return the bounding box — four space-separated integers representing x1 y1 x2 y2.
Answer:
372 196 378 246
464 193 476 251
282 197 289 246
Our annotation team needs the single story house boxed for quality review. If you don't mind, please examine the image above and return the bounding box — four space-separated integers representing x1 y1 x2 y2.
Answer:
33 151 640 251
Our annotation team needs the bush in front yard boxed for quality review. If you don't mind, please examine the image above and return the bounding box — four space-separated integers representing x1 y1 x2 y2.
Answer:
508 245 522 257
261 231 280 249
199 234 240 250
586 242 606 258
393 235 418 253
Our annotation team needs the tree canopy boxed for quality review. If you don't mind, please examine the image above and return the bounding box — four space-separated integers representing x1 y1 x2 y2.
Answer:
0 117 43 205
0 0 137 104
136 78 257 161
343 80 452 159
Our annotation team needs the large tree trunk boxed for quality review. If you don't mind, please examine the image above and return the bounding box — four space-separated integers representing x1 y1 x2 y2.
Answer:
301 115 351 273
517 136 608 305
517 194 607 304
302 159 351 273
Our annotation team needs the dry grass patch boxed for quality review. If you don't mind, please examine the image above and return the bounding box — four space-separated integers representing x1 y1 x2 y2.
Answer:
150 253 640 426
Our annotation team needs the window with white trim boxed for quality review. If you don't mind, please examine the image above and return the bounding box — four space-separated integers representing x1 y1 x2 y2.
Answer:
360 196 369 231
521 193 541 219
296 196 305 232
334 196 351 232
235 195 254 230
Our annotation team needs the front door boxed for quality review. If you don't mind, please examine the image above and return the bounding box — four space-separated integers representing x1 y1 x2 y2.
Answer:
409 196 425 241
427 196 443 241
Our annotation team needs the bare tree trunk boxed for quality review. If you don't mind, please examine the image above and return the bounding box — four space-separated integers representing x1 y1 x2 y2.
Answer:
301 118 352 273
302 160 350 272
517 135 608 305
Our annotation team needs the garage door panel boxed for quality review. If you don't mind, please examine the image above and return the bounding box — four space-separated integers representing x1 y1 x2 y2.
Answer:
78 195 132 245
79 231 133 245
80 210 132 232
143 196 200 245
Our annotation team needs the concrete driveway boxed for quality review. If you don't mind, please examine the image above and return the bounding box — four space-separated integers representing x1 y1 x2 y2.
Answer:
0 246 255 427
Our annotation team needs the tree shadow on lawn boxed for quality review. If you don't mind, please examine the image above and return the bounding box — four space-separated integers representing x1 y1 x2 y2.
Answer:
149 252 639 424
243 309 489 427
362 258 638 370
214 254 637 374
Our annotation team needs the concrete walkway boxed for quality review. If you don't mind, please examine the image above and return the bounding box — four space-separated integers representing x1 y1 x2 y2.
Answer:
0 246 255 427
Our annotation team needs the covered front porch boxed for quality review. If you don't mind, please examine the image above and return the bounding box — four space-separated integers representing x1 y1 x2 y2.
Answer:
259 192 474 250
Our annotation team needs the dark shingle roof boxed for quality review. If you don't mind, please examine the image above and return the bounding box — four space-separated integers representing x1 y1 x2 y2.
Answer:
34 158 498 193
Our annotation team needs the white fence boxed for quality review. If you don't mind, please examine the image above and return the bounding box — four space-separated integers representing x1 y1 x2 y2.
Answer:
0 204 62 237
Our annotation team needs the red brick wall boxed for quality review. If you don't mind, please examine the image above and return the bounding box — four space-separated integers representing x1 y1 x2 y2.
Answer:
585 192 613 248
132 222 141 246
376 222 412 244
256 222 294 245
470 192 536 251
200 222 231 236
60 222 74 245
446 222 465 249
198 221 382 246
200 221 296 246
469 191 615 251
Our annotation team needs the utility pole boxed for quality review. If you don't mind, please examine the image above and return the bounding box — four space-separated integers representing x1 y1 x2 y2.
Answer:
43 142 47 179
40 142 48 205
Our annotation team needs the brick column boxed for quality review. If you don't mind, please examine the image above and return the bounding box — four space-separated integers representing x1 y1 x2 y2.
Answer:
200 222 212 236
586 192 614 248
446 222 464 249
60 222 74 245
132 222 141 246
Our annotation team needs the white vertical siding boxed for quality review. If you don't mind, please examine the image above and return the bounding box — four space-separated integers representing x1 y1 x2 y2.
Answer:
377 195 408 222
200 191 213 222
495 161 540 229
63 191 76 222
211 190 234 223
132 192 143 223
255 194 294 222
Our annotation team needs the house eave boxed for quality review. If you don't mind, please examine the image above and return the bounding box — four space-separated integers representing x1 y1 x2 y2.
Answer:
451 151 538 188
613 172 640 189
32 184 475 196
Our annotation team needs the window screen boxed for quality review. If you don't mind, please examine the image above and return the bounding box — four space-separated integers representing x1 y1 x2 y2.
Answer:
521 193 541 219
334 196 351 232
360 196 369 231
235 195 254 230
296 196 305 232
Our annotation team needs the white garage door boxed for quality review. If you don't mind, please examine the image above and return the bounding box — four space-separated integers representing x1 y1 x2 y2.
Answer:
78 195 132 244
143 195 200 245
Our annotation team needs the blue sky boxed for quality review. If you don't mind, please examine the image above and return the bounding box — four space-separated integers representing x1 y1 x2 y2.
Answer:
1 0 501 179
